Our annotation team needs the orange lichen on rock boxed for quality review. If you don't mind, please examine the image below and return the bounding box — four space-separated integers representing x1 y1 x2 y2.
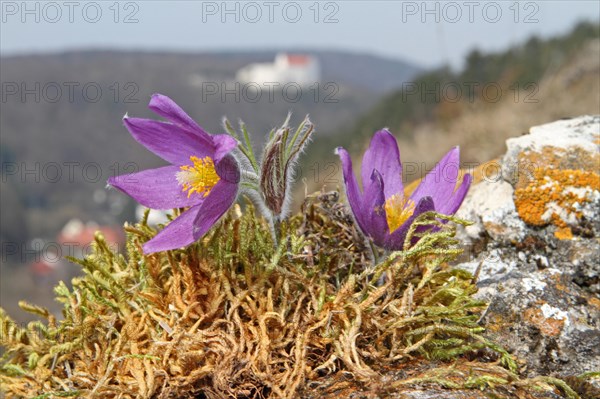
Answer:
512 147 600 190
547 272 570 294
554 227 574 240
589 297 600 311
514 166 600 233
523 306 565 337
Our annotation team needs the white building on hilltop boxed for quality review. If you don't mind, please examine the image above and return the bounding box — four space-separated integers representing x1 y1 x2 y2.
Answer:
236 53 320 87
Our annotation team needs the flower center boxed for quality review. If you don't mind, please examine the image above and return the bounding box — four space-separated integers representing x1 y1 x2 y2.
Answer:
384 193 416 233
176 156 220 198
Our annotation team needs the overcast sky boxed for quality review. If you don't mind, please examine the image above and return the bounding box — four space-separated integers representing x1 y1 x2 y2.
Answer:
1 1 599 69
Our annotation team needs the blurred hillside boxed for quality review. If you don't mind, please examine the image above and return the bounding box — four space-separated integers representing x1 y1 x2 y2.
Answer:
305 21 600 188
0 50 420 247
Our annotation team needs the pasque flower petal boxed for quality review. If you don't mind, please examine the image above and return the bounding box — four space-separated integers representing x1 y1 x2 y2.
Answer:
108 165 203 209
337 147 367 233
362 170 389 246
190 179 239 240
215 154 241 184
143 205 203 253
409 147 460 208
142 176 238 254
123 117 215 165
361 129 403 199
437 173 473 215
212 134 239 164
148 94 240 163
148 94 207 137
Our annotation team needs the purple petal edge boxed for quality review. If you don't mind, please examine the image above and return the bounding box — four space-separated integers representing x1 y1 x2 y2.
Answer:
123 117 213 165
108 165 203 210
362 169 388 246
149 94 201 132
143 205 203 254
409 147 460 207
212 134 239 164
190 179 239 243
336 147 367 234
361 129 404 199
438 173 473 215
142 179 238 254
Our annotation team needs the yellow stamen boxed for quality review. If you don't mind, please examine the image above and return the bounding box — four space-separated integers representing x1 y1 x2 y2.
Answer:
383 193 416 232
176 156 220 198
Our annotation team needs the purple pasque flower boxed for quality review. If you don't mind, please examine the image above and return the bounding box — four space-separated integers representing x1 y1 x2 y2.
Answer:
336 129 472 251
108 94 240 254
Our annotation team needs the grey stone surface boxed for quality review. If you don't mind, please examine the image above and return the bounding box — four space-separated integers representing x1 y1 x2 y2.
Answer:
455 179 527 245
501 115 600 186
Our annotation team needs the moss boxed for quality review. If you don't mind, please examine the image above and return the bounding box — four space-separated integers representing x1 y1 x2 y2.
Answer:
0 194 578 398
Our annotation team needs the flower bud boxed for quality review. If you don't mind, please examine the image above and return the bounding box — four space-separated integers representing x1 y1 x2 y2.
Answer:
260 129 287 215
259 116 314 219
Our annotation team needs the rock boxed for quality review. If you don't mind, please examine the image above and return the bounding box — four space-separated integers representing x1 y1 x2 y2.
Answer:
455 179 527 244
501 115 600 239
502 115 600 188
464 251 600 375
454 115 600 379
